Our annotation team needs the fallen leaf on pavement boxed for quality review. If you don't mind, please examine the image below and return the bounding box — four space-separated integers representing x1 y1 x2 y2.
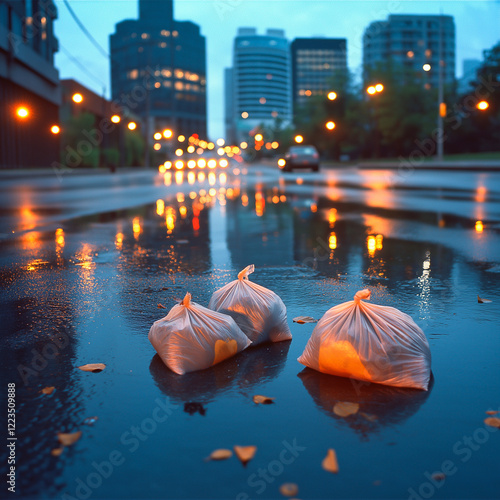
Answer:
477 295 492 303
333 402 359 417
207 449 232 461
78 363 106 373
484 417 500 428
234 446 257 465
41 386 55 395
279 483 298 497
253 395 275 405
57 431 82 447
293 316 318 324
322 449 339 474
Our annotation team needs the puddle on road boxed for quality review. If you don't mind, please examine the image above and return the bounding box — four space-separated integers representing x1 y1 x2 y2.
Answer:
1 176 499 500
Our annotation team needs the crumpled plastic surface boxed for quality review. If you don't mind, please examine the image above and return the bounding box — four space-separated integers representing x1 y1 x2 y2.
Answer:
149 293 251 375
297 289 431 390
208 265 292 345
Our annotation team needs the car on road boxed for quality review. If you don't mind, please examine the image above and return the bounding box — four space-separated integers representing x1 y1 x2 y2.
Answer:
278 145 320 172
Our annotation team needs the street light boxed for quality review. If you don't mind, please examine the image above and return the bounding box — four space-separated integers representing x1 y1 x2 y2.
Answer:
327 91 337 100
127 122 137 130
72 93 83 103
477 101 489 111
154 132 162 140
50 125 60 134
111 115 121 124
423 64 431 72
16 106 29 119
294 135 304 144
367 86 376 95
326 121 336 130
375 83 384 92
367 84 384 95
255 133 263 142
163 129 173 139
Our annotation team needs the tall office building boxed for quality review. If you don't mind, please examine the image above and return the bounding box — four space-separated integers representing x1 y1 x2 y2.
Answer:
363 14 455 88
291 38 347 112
0 0 60 168
110 0 207 138
226 28 291 144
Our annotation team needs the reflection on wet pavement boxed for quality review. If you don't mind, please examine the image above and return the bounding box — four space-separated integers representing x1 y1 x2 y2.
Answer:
1 165 499 500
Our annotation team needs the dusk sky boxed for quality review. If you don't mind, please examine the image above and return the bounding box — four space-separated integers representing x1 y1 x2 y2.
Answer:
53 0 500 139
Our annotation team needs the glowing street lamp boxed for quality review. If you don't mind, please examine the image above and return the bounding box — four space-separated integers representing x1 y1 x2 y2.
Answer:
50 125 60 134
111 115 121 124
127 122 137 130
375 83 384 92
154 132 162 140
477 101 489 111
327 91 337 100
423 64 431 72
72 93 83 103
163 129 173 139
254 133 263 142
294 134 304 144
16 106 29 119
326 121 336 131
366 86 376 95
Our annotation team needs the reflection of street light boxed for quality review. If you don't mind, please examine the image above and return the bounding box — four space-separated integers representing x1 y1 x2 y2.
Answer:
326 121 336 130
50 125 60 134
477 101 489 111
294 135 303 144
327 91 337 100
128 122 137 130
111 115 121 124
16 106 29 119
72 93 83 103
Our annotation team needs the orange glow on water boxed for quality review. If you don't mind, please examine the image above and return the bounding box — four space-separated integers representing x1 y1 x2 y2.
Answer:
475 220 484 233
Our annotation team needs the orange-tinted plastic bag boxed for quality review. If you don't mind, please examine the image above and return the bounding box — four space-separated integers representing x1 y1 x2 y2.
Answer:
208 265 292 345
149 293 251 375
298 289 431 390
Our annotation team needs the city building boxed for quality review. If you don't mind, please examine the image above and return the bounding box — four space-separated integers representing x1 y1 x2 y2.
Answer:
363 14 455 89
226 28 291 145
290 37 347 113
457 58 481 95
0 0 60 168
110 0 207 141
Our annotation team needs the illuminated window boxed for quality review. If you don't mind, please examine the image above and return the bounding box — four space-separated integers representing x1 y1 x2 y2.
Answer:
172 30 179 37
128 69 138 80
175 82 184 90
161 30 170 37
141 33 149 39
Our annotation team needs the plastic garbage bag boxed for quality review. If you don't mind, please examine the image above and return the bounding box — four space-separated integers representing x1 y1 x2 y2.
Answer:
297 289 431 390
148 292 251 375
208 265 292 345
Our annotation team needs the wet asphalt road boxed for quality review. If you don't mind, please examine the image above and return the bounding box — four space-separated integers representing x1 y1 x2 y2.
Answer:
1 162 499 500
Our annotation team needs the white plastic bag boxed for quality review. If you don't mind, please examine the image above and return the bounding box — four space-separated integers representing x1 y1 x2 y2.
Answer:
149 293 251 375
298 289 431 390
208 265 292 345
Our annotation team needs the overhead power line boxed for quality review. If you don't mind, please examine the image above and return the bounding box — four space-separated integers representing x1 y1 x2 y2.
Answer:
63 0 109 59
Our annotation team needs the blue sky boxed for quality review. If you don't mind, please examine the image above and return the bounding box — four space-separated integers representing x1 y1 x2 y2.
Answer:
54 0 500 139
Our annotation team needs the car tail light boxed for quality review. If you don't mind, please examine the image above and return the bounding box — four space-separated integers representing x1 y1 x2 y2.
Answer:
313 152 319 159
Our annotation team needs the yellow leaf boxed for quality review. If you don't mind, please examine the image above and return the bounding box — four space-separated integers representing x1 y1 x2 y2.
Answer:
253 395 275 405
51 447 64 457
279 483 298 497
57 431 82 447
78 363 106 373
41 386 55 395
233 445 257 465
477 295 492 303
333 401 360 417
322 448 339 474
213 339 238 365
207 449 232 461
484 417 500 428
360 412 378 422
293 316 318 324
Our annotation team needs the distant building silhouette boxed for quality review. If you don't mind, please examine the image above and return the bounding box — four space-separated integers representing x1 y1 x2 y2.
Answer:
0 0 60 168
363 14 455 89
457 58 481 95
110 0 207 139
226 28 291 145
290 37 347 115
